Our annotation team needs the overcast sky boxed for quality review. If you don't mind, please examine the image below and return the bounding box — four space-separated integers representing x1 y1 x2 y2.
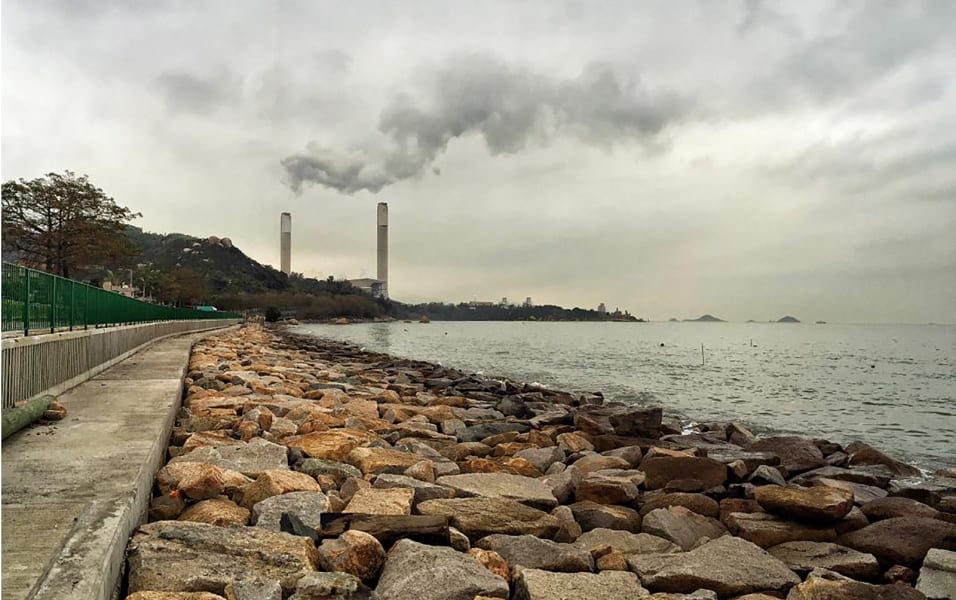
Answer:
3 1 954 323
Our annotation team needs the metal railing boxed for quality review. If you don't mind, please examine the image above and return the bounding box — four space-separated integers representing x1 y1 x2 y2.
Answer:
1 262 241 335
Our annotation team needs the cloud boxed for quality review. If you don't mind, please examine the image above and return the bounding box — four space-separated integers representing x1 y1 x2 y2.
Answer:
281 53 691 194
155 67 241 115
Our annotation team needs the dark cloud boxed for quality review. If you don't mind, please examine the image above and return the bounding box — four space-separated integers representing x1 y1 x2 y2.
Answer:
281 54 691 194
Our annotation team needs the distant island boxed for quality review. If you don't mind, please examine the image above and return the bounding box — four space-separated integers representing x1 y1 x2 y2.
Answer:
777 316 801 323
816 320 827 324
684 314 725 322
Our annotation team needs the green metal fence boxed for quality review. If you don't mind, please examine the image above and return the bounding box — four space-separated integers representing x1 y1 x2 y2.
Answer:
1 262 241 335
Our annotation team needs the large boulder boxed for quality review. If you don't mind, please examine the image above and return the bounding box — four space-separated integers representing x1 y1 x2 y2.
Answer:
283 429 377 462
373 473 455 505
317 530 386 581
178 498 250 527
845 441 921 478
170 438 289 477
640 457 727 490
435 473 559 510
767 541 880 580
475 534 594 572
347 447 431 475
916 548 956 600
375 539 508 600
838 516 956 567
126 521 317 596
747 437 826 474
627 535 800 597
417 497 561 540
574 469 644 505
241 469 323 509
861 496 940 522
514 447 566 473
287 572 376 600
571 528 680 556
726 512 837 548
344 487 415 515
251 491 329 530
755 485 854 523
639 493 720 519
641 506 727 551
785 572 927 600
568 501 642 533
513 568 650 600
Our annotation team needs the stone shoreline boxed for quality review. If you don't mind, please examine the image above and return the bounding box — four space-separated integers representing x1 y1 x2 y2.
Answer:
123 323 956 600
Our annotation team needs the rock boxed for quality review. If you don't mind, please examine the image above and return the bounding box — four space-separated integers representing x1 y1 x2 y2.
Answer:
540 468 577 504
568 501 642 533
476 534 594 572
513 568 649 600
884 565 917 585
812 478 887 505
608 406 663 437
785 574 927 599
456 423 529 443
179 498 250 527
791 465 894 488
726 512 837 548
557 432 595 453
889 476 956 509
861 497 940 522
641 506 728 551
417 497 561 541
372 473 454 505
602 445 644 468
596 551 630 571
436 473 558 510
156 462 228 500
224 579 282 600
838 516 956 567
319 512 450 546
467 548 511 581
916 548 956 600
767 541 880 580
728 423 757 446
288 572 375 600
171 439 289 477
294 458 363 486
449 527 470 552
440 442 493 461
126 593 227 600
515 447 566 473
575 469 643 504
375 539 509 600
149 495 186 520
628 535 800 597
241 469 323 509
127 521 317 597
748 465 787 487
550 505 583 543
845 441 922 478
571 528 680 556
571 454 632 474
641 457 728 490
835 507 870 535
747 437 826 474
403 460 435 483
284 429 377 462
347 447 431 475
317 530 386 581
639 493 720 519
340 477 371 503
755 485 855 523
344 487 415 515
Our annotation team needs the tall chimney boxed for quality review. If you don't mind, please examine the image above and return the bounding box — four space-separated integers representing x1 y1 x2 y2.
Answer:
377 202 388 299
280 212 291 275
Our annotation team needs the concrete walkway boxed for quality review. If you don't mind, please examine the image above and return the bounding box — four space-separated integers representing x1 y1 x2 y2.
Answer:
2 328 230 600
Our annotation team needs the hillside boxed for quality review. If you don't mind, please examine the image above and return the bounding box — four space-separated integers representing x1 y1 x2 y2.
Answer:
685 314 725 322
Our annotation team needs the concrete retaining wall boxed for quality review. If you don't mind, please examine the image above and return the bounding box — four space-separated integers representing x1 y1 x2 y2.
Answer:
1 319 239 408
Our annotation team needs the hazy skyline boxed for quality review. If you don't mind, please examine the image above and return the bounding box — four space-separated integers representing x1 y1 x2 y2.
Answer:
3 1 954 323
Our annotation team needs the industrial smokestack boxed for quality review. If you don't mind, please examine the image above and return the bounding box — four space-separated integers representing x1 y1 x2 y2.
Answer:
377 202 388 299
280 212 291 275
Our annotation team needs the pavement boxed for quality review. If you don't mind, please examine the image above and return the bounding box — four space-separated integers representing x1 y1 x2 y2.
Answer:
1 327 233 600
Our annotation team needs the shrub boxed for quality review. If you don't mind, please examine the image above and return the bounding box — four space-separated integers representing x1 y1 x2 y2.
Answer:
264 306 281 322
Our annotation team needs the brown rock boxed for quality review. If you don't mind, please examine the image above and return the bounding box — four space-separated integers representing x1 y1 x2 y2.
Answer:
156 462 227 500
179 498 250 527
719 498 764 527
786 575 926 599
640 456 728 490
756 485 855 523
596 551 629 571
557 432 595 453
127 521 317 596
436 473 559 510
571 454 632 474
860 497 939 522
835 507 870 535
344 487 415 515
467 548 511 581
283 429 376 461
883 565 916 585
767 541 880 580
747 437 826 474
568 501 642 533
726 512 837 548
812 478 887 505
440 442 493 461
845 441 922 478
640 493 720 518
641 506 727 551
317 530 386 581
417 497 561 540
403 460 436 483
149 495 186 521
126 593 227 600
574 469 643 505
838 516 956 567
346 447 430 475
240 469 322 509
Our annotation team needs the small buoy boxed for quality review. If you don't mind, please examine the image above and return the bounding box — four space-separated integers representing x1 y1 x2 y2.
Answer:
871 364 875 368
659 343 664 347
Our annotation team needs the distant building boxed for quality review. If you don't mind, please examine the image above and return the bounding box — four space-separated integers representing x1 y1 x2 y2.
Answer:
500 297 509 306
523 297 533 308
597 302 607 314
347 278 386 299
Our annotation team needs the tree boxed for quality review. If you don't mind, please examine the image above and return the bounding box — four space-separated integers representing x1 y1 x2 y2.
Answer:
1 171 141 278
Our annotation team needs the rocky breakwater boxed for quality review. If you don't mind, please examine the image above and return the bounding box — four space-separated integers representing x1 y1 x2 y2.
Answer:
124 324 956 600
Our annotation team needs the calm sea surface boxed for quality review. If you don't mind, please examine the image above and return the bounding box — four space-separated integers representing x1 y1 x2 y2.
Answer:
291 322 956 470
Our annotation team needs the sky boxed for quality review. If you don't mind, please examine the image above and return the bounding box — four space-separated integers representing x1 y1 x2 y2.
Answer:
2 0 954 323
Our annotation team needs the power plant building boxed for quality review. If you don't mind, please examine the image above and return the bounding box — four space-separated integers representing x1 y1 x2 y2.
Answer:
280 212 291 275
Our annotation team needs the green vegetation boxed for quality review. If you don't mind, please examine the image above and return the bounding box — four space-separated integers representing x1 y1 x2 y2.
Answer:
390 302 642 322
